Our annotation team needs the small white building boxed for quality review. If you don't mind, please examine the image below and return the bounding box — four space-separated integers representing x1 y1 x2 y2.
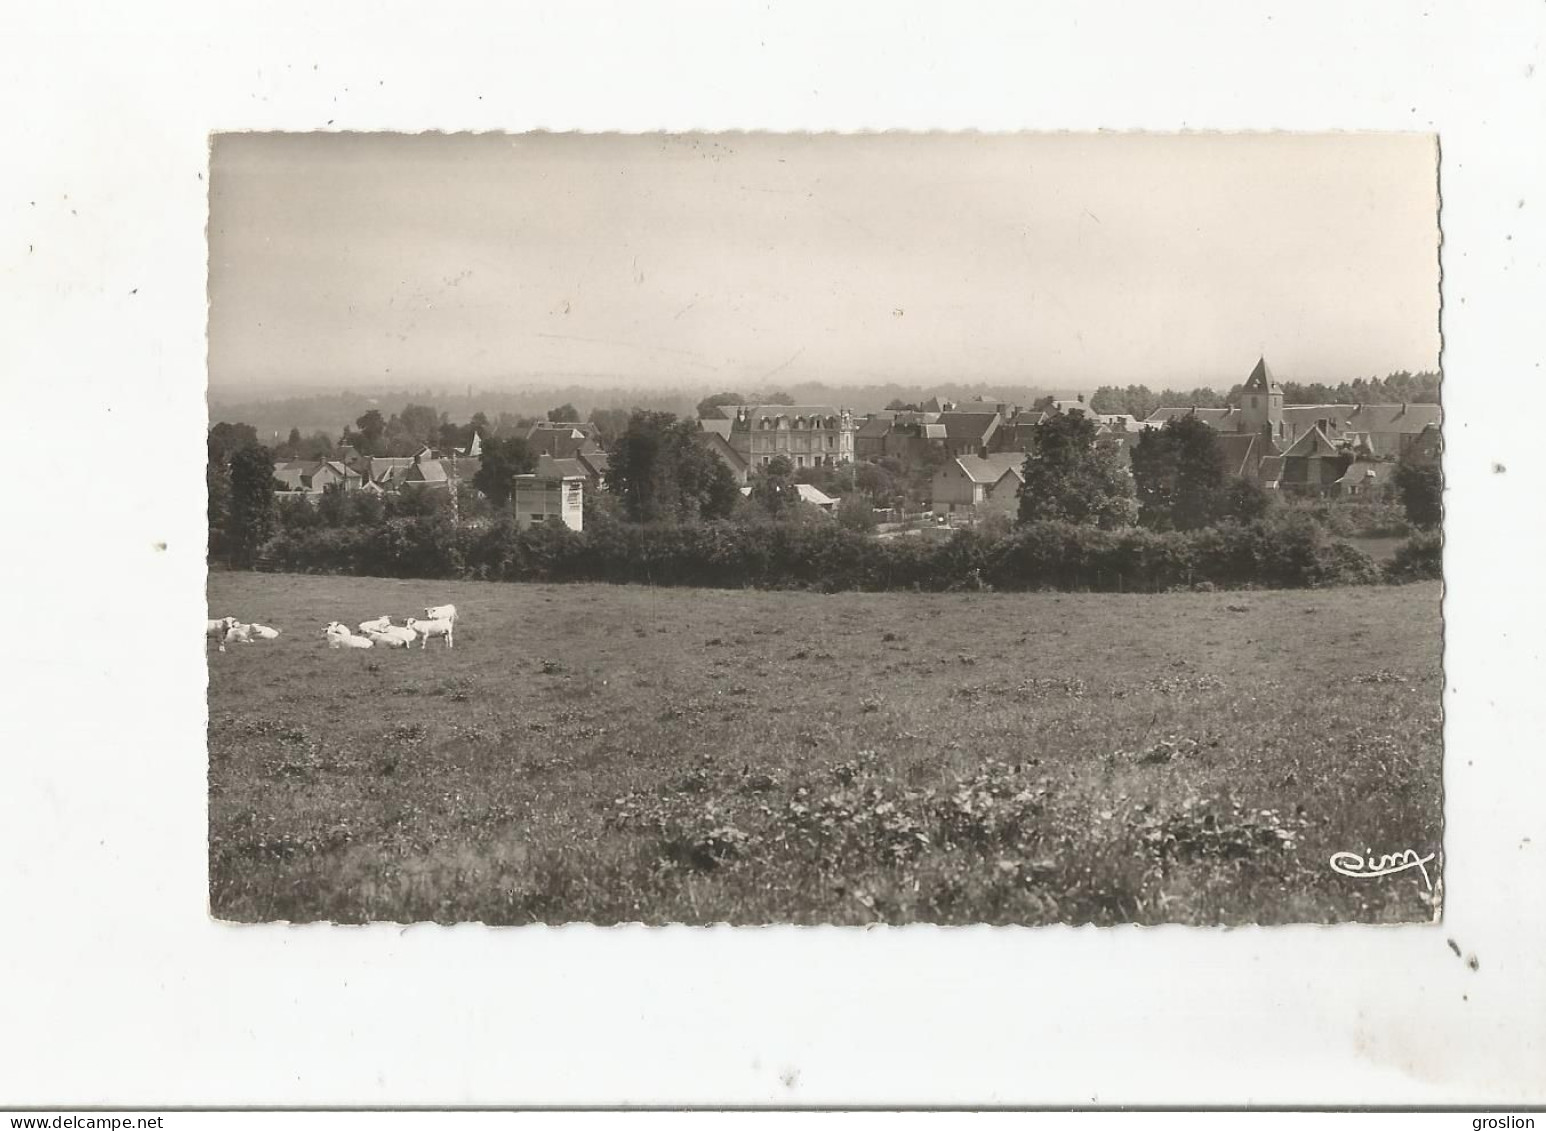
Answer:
512 472 584 531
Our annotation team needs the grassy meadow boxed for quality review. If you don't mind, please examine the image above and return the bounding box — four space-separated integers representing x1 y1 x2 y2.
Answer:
208 572 1443 925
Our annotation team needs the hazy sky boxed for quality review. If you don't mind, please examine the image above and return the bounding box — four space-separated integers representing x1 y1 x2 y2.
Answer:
208 132 1440 393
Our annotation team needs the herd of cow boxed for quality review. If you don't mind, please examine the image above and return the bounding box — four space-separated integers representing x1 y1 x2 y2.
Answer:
205 604 458 653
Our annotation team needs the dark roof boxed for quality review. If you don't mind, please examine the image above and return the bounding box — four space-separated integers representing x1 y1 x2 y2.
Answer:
1258 455 1284 483
1281 403 1442 435
406 459 448 484
1337 460 1388 485
691 430 749 473
951 452 1026 484
528 420 599 436
366 456 416 482
937 411 1000 445
856 415 895 439
1242 356 1282 394
1281 425 1344 460
1007 411 1049 428
1144 406 1241 428
576 449 610 476
1214 433 1261 477
732 405 844 428
536 455 589 480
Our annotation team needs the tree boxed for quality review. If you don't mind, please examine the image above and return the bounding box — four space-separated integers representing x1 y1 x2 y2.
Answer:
207 460 232 560
695 392 746 419
1128 427 1176 528
1168 417 1227 530
438 420 471 453
587 406 632 446
1129 416 1230 530
747 390 795 406
884 398 919 412
835 493 876 532
227 443 277 564
1089 384 1158 420
1394 460 1442 529
208 421 259 467
347 409 387 456
1017 412 1136 529
548 403 580 423
1218 477 1271 524
604 411 738 522
396 403 441 448
279 427 303 457
316 482 351 527
674 424 741 521
607 411 677 523
472 435 536 506
298 430 335 460
851 460 898 507
493 411 527 437
1087 386 1125 415
749 455 798 517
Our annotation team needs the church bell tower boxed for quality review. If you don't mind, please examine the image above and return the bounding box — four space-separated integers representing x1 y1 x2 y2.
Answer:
1239 356 1284 441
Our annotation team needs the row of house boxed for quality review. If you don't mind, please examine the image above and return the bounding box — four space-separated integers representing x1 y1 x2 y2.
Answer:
272 422 616 532
274 358 1443 532
849 358 1442 521
1142 358 1442 497
273 448 484 497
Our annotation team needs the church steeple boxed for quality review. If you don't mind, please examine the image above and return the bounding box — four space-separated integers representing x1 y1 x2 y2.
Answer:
1242 356 1282 395
1240 355 1284 440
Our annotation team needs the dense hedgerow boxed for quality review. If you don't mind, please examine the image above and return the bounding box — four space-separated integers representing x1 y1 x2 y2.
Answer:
1384 529 1443 583
260 509 1384 593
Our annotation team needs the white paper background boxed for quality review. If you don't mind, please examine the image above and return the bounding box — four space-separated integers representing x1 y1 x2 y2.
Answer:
2 0 1543 1108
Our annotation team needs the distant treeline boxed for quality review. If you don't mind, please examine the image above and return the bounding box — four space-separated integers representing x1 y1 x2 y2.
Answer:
261 511 1438 593
213 370 1438 444
1087 371 1440 420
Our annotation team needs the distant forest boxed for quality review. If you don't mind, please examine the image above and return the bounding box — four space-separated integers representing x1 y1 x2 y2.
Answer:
1086 370 1440 420
210 371 1439 444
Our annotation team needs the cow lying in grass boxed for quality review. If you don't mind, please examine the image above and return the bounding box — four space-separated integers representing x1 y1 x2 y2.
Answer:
322 622 373 650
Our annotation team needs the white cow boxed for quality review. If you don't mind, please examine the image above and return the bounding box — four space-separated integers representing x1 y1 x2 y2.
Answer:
225 622 257 645
248 624 281 640
358 615 394 634
323 622 366 647
324 624 373 650
207 616 237 652
406 616 454 649
423 604 457 627
364 627 414 649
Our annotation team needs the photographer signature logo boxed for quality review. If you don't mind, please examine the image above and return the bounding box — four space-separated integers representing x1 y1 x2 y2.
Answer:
1329 847 1437 891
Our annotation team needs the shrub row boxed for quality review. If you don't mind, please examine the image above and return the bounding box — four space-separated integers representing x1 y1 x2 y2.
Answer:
260 512 1415 592
1383 529 1443 583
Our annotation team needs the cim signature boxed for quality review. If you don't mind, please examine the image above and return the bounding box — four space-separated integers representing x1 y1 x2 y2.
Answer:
1329 848 1437 891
